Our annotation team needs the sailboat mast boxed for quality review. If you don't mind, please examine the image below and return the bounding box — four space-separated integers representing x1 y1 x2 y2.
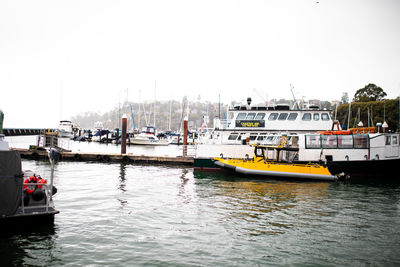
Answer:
59 81 63 121
154 80 156 128
169 100 172 131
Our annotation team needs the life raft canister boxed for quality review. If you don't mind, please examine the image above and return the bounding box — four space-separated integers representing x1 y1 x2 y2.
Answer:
23 175 47 195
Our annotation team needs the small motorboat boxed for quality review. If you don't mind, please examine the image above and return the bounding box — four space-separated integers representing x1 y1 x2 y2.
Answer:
129 126 170 146
57 120 74 139
213 139 338 181
0 133 59 225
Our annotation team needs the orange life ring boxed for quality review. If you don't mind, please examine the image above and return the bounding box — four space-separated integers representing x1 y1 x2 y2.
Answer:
24 176 46 194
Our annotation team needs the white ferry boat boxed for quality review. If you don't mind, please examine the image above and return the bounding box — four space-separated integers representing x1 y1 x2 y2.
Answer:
197 128 400 178
195 97 334 169
198 97 333 145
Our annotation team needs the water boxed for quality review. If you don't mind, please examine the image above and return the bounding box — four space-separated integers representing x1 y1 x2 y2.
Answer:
2 137 400 265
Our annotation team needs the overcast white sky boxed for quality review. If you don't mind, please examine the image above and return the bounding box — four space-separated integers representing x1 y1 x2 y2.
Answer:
1 0 399 128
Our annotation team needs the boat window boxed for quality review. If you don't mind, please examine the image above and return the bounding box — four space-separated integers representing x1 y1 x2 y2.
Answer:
228 134 238 140
246 113 256 120
354 134 369 149
321 113 330 121
264 136 276 145
255 113 265 120
338 135 353 148
236 113 246 120
313 113 320 121
249 135 258 140
278 113 288 120
385 136 391 146
305 135 321 149
254 147 264 157
393 135 398 145
288 113 298 120
257 135 266 141
268 113 278 120
302 113 312 121
322 135 337 148
288 136 299 146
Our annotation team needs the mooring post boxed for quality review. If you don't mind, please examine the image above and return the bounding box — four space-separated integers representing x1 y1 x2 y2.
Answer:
183 120 188 156
0 110 4 134
121 115 127 154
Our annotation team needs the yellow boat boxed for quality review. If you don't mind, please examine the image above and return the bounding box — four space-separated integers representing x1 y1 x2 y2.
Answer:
213 141 337 181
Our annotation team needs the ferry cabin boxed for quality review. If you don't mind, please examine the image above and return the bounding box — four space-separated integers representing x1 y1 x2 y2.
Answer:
201 104 334 145
275 132 400 176
296 133 399 161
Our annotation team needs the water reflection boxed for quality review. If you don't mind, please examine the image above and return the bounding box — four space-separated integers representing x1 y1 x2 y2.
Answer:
177 168 194 205
0 221 59 266
117 163 128 207
194 171 331 235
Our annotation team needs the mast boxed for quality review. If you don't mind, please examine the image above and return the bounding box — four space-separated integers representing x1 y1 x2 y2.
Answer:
154 80 156 128
59 81 63 121
290 84 300 110
168 100 172 131
218 94 221 119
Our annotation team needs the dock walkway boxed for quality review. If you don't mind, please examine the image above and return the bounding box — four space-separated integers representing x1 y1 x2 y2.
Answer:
12 148 194 166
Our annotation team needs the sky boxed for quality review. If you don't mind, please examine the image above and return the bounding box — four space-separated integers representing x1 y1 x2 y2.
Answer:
1 0 399 128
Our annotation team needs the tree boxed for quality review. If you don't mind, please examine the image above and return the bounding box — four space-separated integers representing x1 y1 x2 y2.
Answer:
341 92 349 104
353 83 387 102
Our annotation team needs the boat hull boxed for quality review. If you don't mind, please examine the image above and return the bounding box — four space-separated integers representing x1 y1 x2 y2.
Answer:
213 158 337 181
327 158 400 178
129 139 170 146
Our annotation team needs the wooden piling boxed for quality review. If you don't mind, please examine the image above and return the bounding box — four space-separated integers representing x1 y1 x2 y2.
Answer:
183 120 188 156
121 116 127 154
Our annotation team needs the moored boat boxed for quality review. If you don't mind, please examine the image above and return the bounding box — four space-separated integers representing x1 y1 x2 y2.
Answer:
0 134 59 225
129 126 170 146
213 144 337 181
57 120 75 139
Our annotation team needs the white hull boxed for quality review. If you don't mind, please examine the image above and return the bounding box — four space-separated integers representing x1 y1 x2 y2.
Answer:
129 138 170 146
58 130 74 139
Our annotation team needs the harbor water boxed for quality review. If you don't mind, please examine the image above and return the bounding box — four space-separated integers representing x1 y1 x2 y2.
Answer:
1 136 400 266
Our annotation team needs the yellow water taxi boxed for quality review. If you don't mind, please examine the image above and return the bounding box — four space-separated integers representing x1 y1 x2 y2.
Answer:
213 138 337 181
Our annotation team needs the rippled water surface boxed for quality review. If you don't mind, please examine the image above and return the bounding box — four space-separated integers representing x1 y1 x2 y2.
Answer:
2 158 400 266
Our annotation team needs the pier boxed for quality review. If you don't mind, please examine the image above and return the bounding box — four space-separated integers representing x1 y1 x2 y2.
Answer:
12 148 194 166
3 128 56 136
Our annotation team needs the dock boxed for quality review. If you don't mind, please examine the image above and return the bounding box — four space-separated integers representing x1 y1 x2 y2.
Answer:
12 148 194 166
3 128 56 136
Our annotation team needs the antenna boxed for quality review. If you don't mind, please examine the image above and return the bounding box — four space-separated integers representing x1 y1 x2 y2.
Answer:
290 84 300 110
252 88 268 105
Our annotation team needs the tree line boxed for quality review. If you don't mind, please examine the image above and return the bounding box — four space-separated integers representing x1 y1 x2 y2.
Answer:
72 83 399 132
336 83 399 132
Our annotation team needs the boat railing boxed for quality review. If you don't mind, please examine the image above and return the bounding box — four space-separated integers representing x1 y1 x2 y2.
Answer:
214 119 230 129
20 181 54 214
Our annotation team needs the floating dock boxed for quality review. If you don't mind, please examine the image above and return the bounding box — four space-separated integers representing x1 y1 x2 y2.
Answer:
12 148 194 166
